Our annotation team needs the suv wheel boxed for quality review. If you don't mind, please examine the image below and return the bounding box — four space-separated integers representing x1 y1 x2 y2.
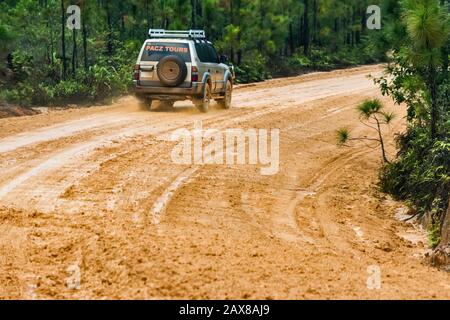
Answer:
195 83 211 113
137 96 153 111
217 79 232 109
159 101 175 111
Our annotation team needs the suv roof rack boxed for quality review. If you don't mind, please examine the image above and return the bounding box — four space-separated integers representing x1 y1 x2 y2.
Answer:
149 29 206 39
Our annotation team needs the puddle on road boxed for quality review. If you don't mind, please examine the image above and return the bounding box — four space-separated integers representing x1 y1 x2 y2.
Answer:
395 207 415 221
393 206 430 258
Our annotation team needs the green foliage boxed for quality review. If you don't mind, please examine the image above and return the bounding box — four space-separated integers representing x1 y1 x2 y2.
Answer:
269 43 382 79
376 1 449 241
336 128 350 146
357 99 396 125
381 127 449 217
0 84 34 106
337 99 394 163
234 53 271 84
374 55 429 122
429 222 441 249
402 0 449 50
358 99 383 118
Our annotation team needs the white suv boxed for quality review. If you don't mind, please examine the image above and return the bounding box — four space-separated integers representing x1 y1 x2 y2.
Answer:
134 29 234 113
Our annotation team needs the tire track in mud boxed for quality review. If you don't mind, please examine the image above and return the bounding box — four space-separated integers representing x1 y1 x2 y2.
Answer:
151 90 396 255
144 89 383 224
276 114 407 253
0 107 257 211
0 69 380 214
0 113 140 154
275 148 371 246
150 167 199 224
0 111 187 186
149 91 377 230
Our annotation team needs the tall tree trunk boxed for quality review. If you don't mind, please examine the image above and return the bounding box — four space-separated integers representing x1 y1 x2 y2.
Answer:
302 0 310 55
289 20 294 56
106 0 113 56
82 13 88 70
236 0 242 64
360 4 366 40
198 0 204 25
312 0 317 44
61 0 67 80
46 18 51 64
72 29 77 76
259 0 265 52
227 0 243 64
375 117 389 164
145 0 150 33
440 200 450 248
230 0 235 63
120 15 125 39
428 66 439 140
131 4 136 38
191 0 197 28
431 199 450 269
333 17 339 51
299 16 303 47
119 2 125 39
353 5 359 45
50 19 54 65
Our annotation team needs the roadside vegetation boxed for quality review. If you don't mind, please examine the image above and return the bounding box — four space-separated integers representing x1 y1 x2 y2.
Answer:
0 0 388 107
338 0 449 255
379 0 449 253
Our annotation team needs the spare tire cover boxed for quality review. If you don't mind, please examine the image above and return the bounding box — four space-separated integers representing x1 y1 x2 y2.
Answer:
157 55 188 87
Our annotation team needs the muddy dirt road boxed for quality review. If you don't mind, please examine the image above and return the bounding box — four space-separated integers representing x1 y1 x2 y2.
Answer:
0 65 449 299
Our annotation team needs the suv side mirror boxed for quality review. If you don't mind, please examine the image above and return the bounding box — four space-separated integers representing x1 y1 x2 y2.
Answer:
219 54 229 64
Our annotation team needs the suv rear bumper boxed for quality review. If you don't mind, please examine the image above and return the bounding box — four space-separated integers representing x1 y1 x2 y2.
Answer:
134 81 204 99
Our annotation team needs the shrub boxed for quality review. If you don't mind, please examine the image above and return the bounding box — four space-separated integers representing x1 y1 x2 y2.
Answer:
235 53 271 84
380 127 450 221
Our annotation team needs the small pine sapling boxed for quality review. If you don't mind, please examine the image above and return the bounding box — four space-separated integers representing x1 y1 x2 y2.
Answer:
337 99 396 164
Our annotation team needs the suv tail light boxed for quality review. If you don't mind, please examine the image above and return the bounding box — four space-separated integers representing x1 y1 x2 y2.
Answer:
133 65 140 80
191 66 199 82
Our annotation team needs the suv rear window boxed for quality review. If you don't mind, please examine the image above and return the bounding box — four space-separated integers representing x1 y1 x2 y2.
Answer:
141 43 191 62
195 43 219 63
